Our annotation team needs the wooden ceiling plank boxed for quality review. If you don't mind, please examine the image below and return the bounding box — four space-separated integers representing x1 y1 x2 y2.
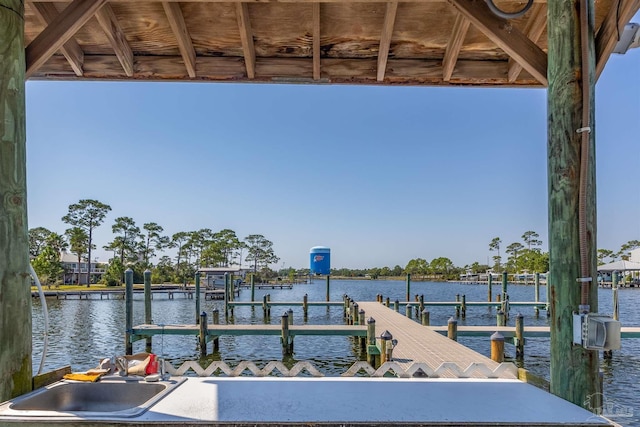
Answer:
30 2 85 76
377 2 398 82
447 0 548 85
442 14 470 81
95 3 134 77
313 2 321 80
25 0 106 78
595 0 640 79
162 2 197 78
507 3 546 82
236 2 256 79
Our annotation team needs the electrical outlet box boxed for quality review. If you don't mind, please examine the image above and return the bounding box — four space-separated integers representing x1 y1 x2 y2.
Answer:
573 313 621 350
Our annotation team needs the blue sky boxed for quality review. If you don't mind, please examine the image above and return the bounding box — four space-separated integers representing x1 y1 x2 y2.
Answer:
25 48 639 270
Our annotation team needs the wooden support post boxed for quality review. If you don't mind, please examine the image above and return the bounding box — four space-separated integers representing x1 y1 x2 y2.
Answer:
385 297 390 307
447 317 458 341
358 309 365 327
326 275 330 301
612 272 619 321
352 303 359 325
343 295 349 319
367 317 378 368
406 273 411 302
281 312 291 356
195 271 201 325
491 332 505 363
144 270 152 353
262 294 268 319
488 273 493 303
266 294 271 318
421 310 430 326
303 294 308 319
125 269 133 355
461 294 467 319
534 273 541 316
199 311 207 356
224 273 229 318
394 299 399 312
288 308 294 325
515 313 525 358
497 310 505 327
0 4 30 398
380 330 392 363
250 273 255 303
419 294 424 313
455 294 460 317
212 309 219 352
406 304 412 319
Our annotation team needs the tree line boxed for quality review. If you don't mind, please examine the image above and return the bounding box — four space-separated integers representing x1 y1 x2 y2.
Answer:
30 199 279 286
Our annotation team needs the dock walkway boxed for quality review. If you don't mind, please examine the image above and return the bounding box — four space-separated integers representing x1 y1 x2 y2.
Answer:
357 302 515 378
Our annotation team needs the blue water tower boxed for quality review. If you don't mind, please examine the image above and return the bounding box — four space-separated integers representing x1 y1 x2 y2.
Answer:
310 246 331 275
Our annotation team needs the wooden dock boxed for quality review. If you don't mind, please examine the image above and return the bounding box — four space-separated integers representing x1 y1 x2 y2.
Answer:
356 302 515 378
427 325 640 339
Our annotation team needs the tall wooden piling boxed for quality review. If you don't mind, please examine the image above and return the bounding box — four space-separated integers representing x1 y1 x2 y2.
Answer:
405 273 411 302
366 318 378 368
144 270 152 352
195 272 201 324
199 312 207 356
501 272 508 300
612 272 619 321
487 273 493 303
0 1 30 399
303 294 308 319
534 273 541 316
326 275 330 301
455 294 460 317
548 0 599 407
281 312 291 356
461 295 466 318
250 273 255 302
212 309 219 351
125 269 134 355
447 317 457 341
421 310 430 326
515 313 525 357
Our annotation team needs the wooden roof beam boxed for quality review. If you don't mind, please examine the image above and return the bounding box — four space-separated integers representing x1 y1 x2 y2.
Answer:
595 0 640 79
377 2 398 82
313 3 321 80
507 3 546 82
446 0 548 85
25 0 106 78
30 2 85 77
95 3 134 77
443 14 470 81
236 2 256 79
162 2 197 78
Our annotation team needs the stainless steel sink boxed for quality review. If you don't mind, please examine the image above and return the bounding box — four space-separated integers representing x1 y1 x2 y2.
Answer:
0 377 185 419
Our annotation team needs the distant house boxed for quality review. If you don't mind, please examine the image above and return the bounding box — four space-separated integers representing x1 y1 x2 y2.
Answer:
60 251 107 285
198 266 250 288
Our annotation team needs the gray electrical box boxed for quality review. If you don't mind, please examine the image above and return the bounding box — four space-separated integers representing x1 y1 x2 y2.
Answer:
573 313 621 351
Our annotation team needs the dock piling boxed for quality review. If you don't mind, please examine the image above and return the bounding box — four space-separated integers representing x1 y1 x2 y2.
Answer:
199 311 207 357
144 270 152 353
288 308 294 325
326 275 330 302
212 308 219 351
515 313 525 357
497 310 506 327
366 317 378 368
491 331 505 363
250 274 255 303
281 312 292 356
394 299 399 312
421 309 430 326
488 273 493 303
455 294 460 317
385 297 390 307
406 304 412 319
461 294 467 319
534 273 540 317
195 272 201 324
447 317 457 341
406 273 411 303
303 294 308 319
125 268 133 355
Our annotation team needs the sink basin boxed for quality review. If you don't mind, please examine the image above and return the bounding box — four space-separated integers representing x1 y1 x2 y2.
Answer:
0 377 185 419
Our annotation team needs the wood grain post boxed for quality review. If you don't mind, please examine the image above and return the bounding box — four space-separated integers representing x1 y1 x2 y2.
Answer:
358 309 365 327
534 273 541 316
385 297 390 307
380 330 392 364
326 275 330 302
419 294 424 313
199 311 207 357
224 274 229 318
281 312 291 356
144 270 152 353
343 295 349 319
212 308 219 351
394 299 399 312
461 294 467 319
125 269 134 355
303 294 308 319
488 273 493 303
353 303 359 325
497 310 506 327
447 317 458 341
367 317 377 368
491 332 505 363
515 313 525 358
455 294 460 317
262 294 268 319
501 272 508 301
548 0 599 404
288 308 294 325
421 310 430 326
195 271 201 324
0 5 30 397
406 304 412 319
406 273 411 302
250 273 255 303
612 272 619 321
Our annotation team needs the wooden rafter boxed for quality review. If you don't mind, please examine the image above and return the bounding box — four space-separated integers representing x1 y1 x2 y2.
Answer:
442 14 470 81
236 2 256 79
377 2 398 82
95 3 134 77
595 0 640 79
313 2 321 80
30 2 85 76
446 0 548 85
162 2 197 78
25 0 106 78
507 3 546 82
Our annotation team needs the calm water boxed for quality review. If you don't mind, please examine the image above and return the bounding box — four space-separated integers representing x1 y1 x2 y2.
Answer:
31 280 640 425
